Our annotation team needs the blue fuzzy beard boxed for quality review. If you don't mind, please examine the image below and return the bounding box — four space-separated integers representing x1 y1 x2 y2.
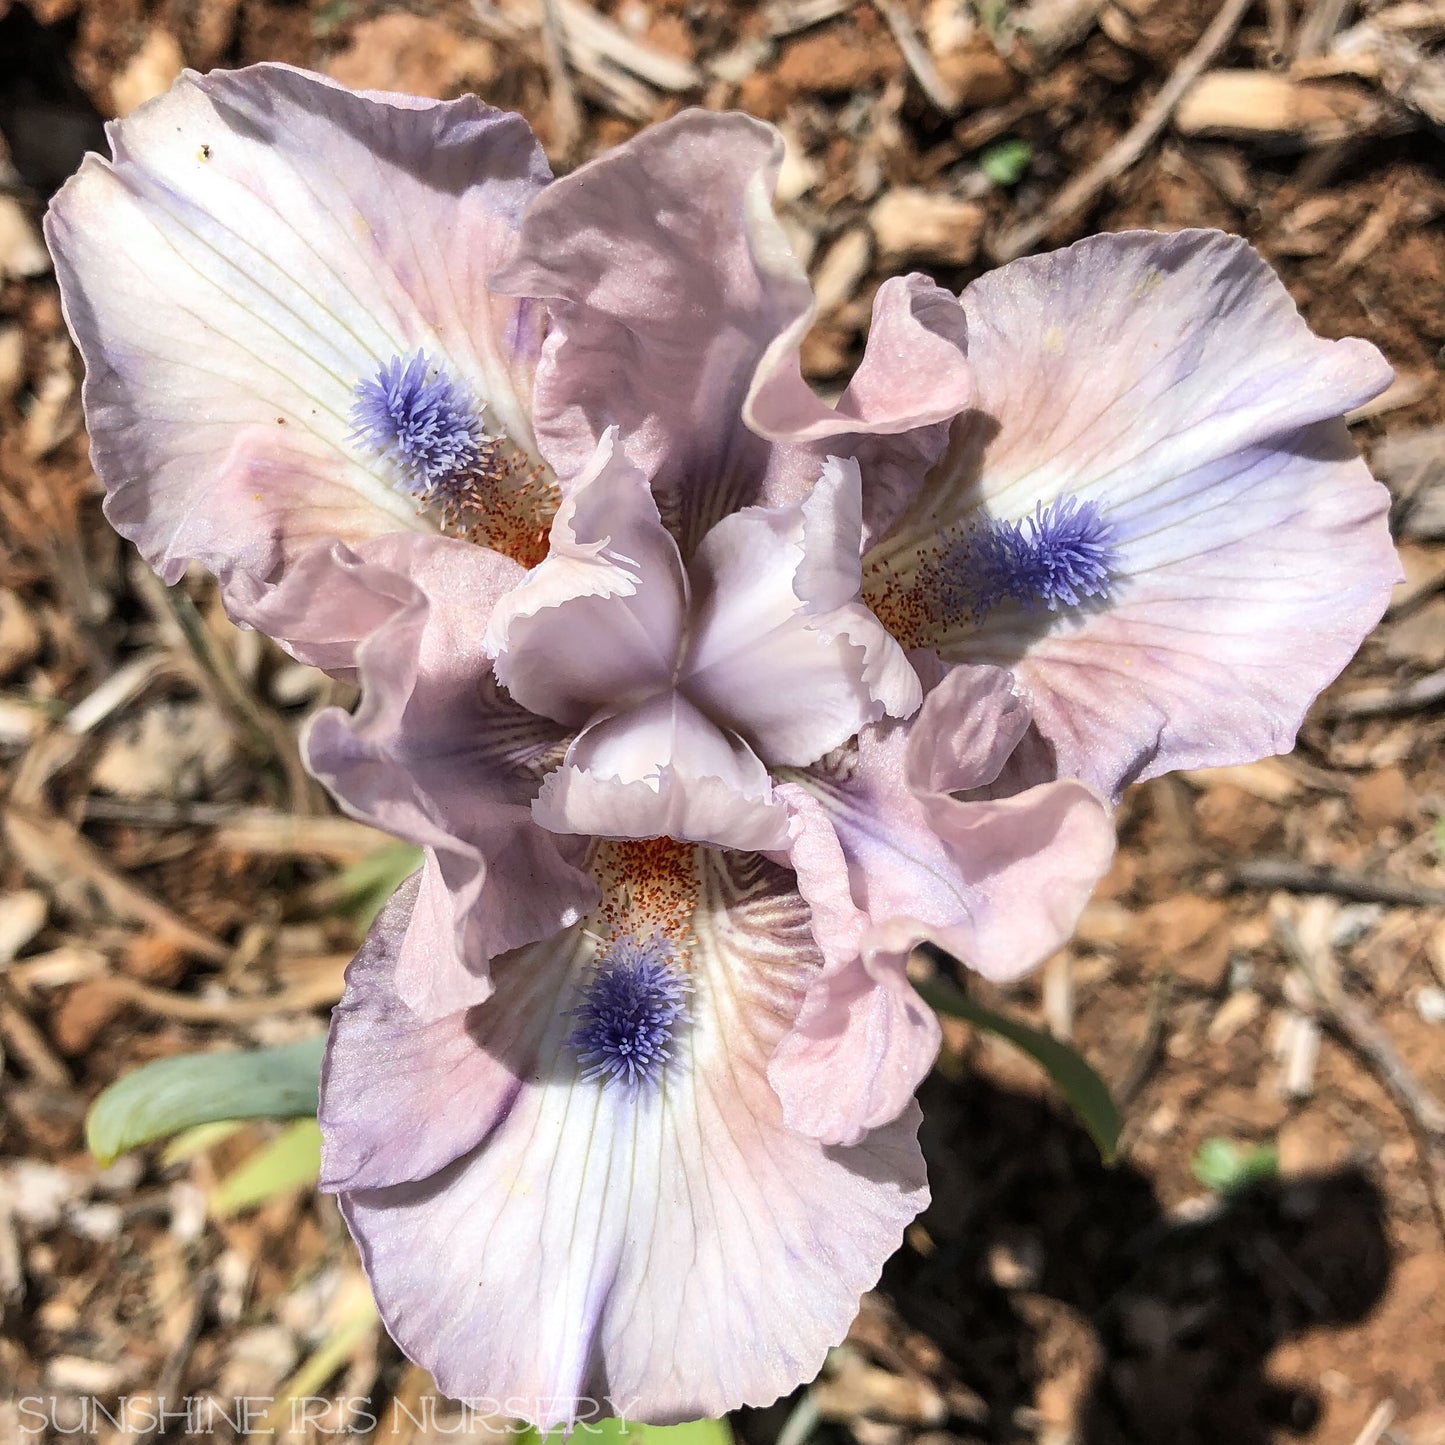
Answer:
567 936 690 1091
349 349 484 502
962 495 1119 618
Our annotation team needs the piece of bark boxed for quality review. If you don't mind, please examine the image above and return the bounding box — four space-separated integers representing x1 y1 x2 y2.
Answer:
869 188 985 264
1175 70 1396 144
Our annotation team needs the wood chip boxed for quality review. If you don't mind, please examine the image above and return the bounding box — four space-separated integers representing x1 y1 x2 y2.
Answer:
0 1201 22 1315
1175 71 1397 144
323 14 498 96
557 0 700 91
0 196 51 281
109 28 185 117
91 701 237 801
1181 757 1303 803
1014 0 1107 62
1345 370 1435 423
1208 990 1262 1044
1329 22 1445 122
22 340 81 458
63 653 172 736
811 227 873 315
1281 1010 1321 1098
814 1351 947 1425
765 0 855 38
871 0 961 111
1043 951 1074 1040
0 891 48 971
869 188 985 264
0 324 24 405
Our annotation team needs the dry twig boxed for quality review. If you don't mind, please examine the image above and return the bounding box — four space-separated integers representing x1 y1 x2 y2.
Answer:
129 565 313 814
1220 857 1445 909
1326 666 1445 719
1294 0 1355 60
5 806 229 963
1275 906 1445 1236
539 0 584 161
1116 971 1173 1109
104 958 350 1021
869 0 960 112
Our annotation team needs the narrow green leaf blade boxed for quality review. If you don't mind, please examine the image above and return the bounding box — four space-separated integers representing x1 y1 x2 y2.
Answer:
209 1118 323 1217
916 961 1122 1162
86 1037 326 1165
160 1118 246 1167
517 1417 735 1445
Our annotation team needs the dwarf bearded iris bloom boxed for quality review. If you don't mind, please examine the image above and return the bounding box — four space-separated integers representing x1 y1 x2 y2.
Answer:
45 64 1116 1425
45 59 1398 1433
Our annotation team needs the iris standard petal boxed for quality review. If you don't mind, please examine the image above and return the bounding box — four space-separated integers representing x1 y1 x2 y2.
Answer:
493 108 812 549
324 843 928 1427
862 229 1397 801
747 273 974 542
45 63 552 657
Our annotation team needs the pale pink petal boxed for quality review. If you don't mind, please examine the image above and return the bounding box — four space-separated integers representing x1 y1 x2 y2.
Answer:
320 873 540 1190
748 274 972 445
325 846 927 1426
45 63 550 653
766 787 941 1148
485 432 686 728
956 429 1398 798
305 538 596 1018
800 664 1114 981
866 229 1397 799
493 109 812 548
683 457 920 766
769 919 941 1150
748 274 973 541
226 534 426 675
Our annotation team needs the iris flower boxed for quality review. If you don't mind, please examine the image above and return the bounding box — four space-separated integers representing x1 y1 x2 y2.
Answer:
46 60 1396 1430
